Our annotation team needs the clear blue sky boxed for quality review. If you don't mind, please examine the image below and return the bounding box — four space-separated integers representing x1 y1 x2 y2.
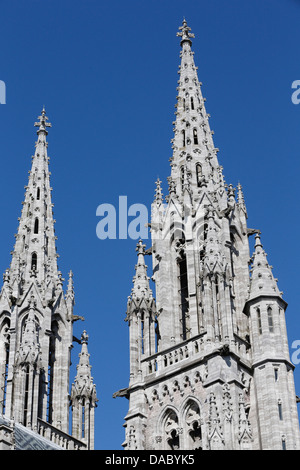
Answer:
0 0 300 450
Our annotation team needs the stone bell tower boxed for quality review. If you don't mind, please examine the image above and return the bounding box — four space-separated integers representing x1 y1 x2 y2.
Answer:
0 109 97 450
115 20 300 450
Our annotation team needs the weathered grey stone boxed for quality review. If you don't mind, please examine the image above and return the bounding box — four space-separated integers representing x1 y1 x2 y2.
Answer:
0 109 97 450
118 20 300 451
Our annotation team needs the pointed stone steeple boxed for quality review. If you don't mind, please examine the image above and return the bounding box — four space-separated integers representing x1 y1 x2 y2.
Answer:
8 108 59 291
169 19 220 201
70 331 98 449
0 109 97 449
248 233 281 301
120 21 300 451
71 331 97 400
127 240 155 311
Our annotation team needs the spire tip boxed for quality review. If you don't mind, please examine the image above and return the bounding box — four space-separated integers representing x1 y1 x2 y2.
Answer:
34 107 52 134
177 18 195 45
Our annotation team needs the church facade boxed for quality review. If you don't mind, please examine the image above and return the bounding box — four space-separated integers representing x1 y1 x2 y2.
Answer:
0 109 97 450
117 21 300 450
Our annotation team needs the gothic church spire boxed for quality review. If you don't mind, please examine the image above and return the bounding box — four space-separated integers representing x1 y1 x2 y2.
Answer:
169 19 220 201
8 108 59 291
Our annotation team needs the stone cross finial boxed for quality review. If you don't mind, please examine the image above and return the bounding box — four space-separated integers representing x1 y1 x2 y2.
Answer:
81 330 89 344
34 107 52 134
177 19 195 45
136 239 146 255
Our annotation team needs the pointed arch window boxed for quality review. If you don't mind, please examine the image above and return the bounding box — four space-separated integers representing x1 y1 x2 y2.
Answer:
191 97 194 110
267 307 274 333
182 130 186 147
31 252 37 271
183 98 186 111
0 320 10 415
47 321 59 424
196 163 202 187
257 308 262 335
193 128 198 145
278 400 283 420
37 187 40 200
141 312 145 355
34 218 39 234
82 398 85 439
178 248 189 341
282 436 286 450
23 365 30 426
162 409 180 450
155 316 160 354
181 166 185 192
184 400 202 450
200 222 208 261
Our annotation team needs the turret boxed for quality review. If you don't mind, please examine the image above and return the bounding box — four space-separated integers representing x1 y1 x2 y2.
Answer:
126 240 156 384
70 331 98 449
244 234 300 449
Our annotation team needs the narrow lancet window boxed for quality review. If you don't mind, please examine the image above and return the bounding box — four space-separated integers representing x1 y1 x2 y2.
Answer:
182 130 186 147
257 308 262 334
191 96 194 110
23 365 30 426
82 398 85 438
37 187 40 200
181 166 185 192
196 163 202 187
282 437 286 450
193 128 198 145
278 401 283 420
141 312 145 355
0 325 9 415
31 252 37 271
34 218 39 234
268 307 274 333
178 249 189 340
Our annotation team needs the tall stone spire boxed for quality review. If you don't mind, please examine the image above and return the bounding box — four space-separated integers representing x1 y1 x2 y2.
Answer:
0 109 97 450
9 107 59 293
169 19 220 201
119 20 300 451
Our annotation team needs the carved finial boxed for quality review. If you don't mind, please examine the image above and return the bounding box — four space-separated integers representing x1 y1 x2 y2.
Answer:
254 232 263 249
237 182 247 215
67 270 74 293
34 107 52 134
177 19 195 46
81 330 89 344
3 269 10 284
136 239 146 256
154 178 163 205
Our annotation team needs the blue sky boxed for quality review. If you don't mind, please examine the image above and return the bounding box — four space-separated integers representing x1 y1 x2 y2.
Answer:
1 0 300 450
